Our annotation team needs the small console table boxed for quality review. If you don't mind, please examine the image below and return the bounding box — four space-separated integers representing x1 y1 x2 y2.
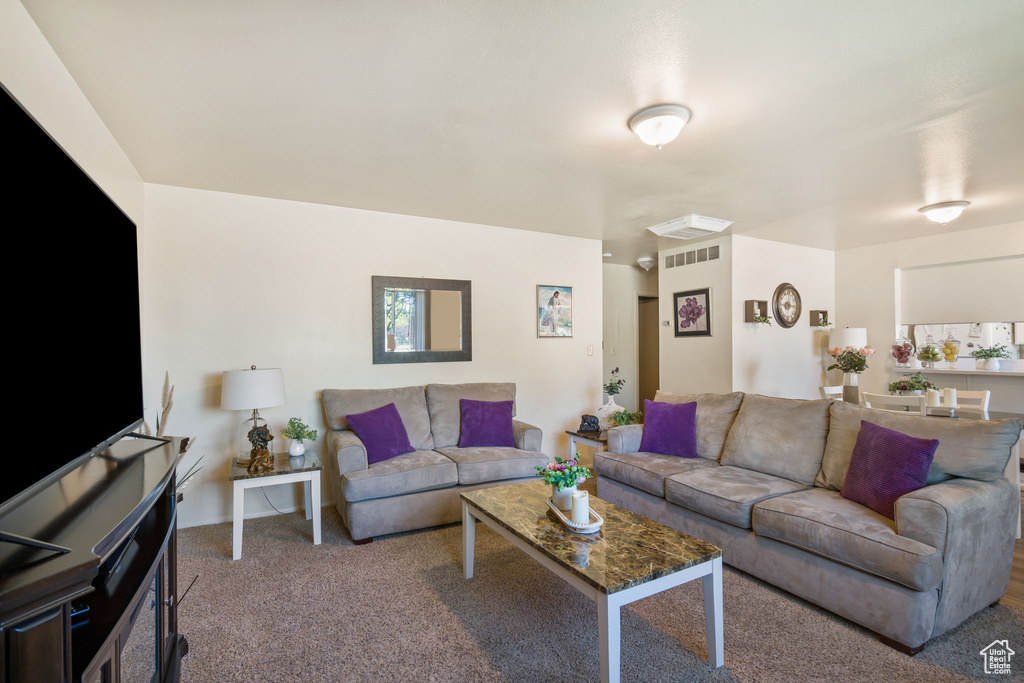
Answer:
565 430 608 461
230 452 322 560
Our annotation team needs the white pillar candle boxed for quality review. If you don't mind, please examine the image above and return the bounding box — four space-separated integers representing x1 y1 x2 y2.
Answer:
571 490 590 525
944 388 957 406
927 389 940 406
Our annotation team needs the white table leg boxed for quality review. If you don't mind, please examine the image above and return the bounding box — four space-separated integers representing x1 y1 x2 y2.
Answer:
598 592 621 683
311 472 322 546
702 557 724 667
232 480 244 560
462 501 475 579
568 433 578 460
304 478 313 521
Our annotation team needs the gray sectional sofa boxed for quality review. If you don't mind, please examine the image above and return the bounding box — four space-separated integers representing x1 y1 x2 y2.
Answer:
321 382 548 543
595 390 1022 653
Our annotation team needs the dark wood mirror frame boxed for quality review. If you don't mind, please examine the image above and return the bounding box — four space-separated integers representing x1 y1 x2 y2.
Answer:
371 275 472 364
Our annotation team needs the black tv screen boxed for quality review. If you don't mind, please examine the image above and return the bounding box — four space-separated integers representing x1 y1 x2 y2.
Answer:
1 85 144 511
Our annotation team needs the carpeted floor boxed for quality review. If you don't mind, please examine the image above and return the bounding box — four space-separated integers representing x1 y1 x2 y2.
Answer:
176 503 1024 682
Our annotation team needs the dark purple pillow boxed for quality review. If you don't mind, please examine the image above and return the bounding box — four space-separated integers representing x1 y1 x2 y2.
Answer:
841 420 938 519
345 402 415 465
458 399 516 448
638 399 698 458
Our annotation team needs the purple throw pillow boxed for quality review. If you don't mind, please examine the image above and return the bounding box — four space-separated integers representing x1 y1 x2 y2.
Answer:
638 399 698 458
458 399 516 448
345 402 416 465
841 420 938 520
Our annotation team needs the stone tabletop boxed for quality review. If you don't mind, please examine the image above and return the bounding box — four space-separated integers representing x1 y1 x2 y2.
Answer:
565 430 608 441
461 480 721 595
229 451 322 481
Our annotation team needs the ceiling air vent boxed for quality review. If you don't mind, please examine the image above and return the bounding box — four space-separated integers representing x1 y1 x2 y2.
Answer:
646 214 734 240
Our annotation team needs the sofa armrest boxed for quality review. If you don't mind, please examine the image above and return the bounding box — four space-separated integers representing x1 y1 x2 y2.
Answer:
513 420 542 451
607 424 643 453
326 430 369 476
895 477 1018 633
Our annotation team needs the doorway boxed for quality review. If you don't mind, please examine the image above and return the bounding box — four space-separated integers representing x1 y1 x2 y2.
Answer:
638 296 660 404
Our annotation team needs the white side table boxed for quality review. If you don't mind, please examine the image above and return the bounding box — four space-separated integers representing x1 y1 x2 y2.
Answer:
230 451 322 560
565 430 608 460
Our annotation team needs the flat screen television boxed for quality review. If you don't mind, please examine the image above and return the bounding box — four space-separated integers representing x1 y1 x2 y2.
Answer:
1 84 144 515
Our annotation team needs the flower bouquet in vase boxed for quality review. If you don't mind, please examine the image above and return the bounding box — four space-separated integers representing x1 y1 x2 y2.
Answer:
535 457 593 511
827 344 875 404
887 372 934 395
596 367 625 432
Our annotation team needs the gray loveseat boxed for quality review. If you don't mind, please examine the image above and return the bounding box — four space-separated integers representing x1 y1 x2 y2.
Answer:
321 382 547 543
595 390 1022 653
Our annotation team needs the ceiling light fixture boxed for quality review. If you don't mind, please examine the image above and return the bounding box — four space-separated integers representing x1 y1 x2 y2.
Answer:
628 104 691 149
636 257 656 271
918 201 969 224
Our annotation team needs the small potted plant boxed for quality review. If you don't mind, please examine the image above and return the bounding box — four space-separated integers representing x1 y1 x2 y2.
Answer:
753 314 772 325
597 368 625 431
970 344 1011 371
610 409 643 426
887 371 934 395
534 456 593 511
281 417 318 456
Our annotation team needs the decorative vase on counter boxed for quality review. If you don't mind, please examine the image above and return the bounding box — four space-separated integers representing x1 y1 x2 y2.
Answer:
288 439 306 456
842 373 860 404
891 331 915 367
986 358 1001 372
595 396 621 432
941 332 961 370
552 484 577 511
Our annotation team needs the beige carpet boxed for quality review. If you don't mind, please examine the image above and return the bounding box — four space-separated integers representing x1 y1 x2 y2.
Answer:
177 504 1024 682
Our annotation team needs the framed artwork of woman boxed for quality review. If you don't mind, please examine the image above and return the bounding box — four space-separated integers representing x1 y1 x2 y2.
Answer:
537 285 573 337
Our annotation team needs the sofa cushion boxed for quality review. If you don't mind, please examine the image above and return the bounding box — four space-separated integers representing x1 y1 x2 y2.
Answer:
458 399 516 448
653 390 744 461
815 401 1022 490
720 395 832 485
752 488 944 591
841 421 938 519
665 466 809 529
593 451 718 497
638 399 698 457
434 446 548 485
342 449 458 502
345 403 416 465
426 383 517 448
323 386 434 451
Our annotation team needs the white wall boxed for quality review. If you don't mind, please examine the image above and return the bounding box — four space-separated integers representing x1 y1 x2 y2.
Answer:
836 221 1024 411
142 184 603 527
658 238 733 394
0 0 143 222
602 263 657 412
731 236 835 399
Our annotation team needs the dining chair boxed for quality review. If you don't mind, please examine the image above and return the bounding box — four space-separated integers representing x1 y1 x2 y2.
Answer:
955 390 991 420
819 385 843 400
861 392 927 415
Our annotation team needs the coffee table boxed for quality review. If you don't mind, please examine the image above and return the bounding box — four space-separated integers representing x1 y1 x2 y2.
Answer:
461 481 723 682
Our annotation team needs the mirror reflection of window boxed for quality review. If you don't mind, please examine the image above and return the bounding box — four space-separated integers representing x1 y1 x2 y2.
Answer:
383 289 462 353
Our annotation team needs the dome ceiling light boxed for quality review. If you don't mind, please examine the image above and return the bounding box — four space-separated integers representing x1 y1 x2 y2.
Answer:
628 104 691 149
919 201 970 224
636 257 657 271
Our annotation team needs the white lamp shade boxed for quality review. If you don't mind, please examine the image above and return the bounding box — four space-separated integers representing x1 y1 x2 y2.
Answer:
221 367 286 410
829 327 868 350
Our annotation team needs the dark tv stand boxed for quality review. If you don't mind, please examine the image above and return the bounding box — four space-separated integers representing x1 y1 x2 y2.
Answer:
0 436 188 682
0 530 71 555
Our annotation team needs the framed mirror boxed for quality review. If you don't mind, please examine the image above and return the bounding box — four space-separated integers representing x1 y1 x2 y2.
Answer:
371 276 472 364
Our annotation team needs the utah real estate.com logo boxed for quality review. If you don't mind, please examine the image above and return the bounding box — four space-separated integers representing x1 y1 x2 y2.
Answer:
980 640 1014 675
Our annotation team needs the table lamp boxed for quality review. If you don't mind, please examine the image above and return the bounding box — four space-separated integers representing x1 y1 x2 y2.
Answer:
221 365 286 460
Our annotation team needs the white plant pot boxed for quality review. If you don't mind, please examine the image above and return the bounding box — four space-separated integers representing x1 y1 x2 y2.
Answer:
595 396 621 432
985 358 1001 371
552 484 577 511
288 440 306 456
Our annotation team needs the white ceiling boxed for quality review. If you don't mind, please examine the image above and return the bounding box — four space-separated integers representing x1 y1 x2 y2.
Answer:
20 0 1024 264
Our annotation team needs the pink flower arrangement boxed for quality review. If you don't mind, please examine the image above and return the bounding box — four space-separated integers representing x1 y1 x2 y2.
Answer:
827 345 875 374
534 456 593 491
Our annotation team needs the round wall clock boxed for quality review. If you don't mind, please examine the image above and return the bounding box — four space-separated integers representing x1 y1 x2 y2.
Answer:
772 282 802 329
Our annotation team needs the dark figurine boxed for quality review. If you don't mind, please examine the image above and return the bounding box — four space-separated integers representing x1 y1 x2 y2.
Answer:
578 415 600 433
247 423 275 474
